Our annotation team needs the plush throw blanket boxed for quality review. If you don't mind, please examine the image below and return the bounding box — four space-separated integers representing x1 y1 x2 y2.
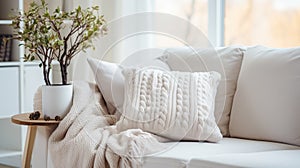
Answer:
35 81 166 168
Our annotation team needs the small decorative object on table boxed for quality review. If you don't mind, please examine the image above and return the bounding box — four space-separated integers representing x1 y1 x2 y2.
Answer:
11 0 107 119
44 115 50 121
29 111 41 120
29 111 62 121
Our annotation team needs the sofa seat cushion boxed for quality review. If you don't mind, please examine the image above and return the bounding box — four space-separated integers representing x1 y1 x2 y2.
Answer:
142 138 300 167
188 150 300 168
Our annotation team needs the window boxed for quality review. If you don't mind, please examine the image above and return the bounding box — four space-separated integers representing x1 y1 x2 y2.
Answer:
154 0 300 47
154 0 208 47
225 0 300 47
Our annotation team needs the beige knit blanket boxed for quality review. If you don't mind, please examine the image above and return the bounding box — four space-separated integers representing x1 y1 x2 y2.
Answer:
35 81 166 168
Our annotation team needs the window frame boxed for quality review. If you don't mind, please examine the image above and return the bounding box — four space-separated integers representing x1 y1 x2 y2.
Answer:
208 0 225 47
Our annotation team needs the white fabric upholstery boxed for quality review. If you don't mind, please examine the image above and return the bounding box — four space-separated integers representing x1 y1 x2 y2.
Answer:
33 46 300 168
143 138 300 167
143 158 187 168
87 57 124 114
188 150 300 168
33 137 300 168
230 45 300 146
160 46 244 136
117 68 222 141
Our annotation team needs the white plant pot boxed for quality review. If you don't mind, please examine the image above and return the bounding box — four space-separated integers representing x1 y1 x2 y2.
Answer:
42 84 73 119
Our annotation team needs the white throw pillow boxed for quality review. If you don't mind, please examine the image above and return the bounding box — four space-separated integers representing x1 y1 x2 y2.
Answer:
87 56 170 114
159 47 245 136
87 57 124 114
117 68 223 142
230 45 300 146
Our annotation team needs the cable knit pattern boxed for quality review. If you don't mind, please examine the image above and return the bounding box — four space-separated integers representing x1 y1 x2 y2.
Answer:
117 68 222 142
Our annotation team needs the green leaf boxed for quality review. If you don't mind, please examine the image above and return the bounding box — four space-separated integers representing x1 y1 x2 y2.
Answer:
30 56 35 61
57 40 64 46
76 6 82 12
55 7 60 13
92 6 99 10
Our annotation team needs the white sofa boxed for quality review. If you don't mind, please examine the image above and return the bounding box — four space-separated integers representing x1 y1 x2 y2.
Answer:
32 45 300 168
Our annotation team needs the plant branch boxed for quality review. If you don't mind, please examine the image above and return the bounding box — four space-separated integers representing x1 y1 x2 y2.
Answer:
11 1 107 85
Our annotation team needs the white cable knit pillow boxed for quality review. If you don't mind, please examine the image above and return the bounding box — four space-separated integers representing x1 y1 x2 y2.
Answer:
117 68 223 142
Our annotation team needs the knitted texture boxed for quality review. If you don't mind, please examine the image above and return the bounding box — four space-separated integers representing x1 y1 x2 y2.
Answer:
35 81 167 168
117 68 223 142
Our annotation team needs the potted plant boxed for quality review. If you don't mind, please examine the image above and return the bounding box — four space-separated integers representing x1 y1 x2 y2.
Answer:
11 0 107 119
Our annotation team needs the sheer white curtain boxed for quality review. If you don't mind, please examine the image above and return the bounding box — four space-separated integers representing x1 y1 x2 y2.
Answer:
68 0 154 82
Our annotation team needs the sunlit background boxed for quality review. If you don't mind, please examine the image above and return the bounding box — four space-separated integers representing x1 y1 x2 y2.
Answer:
154 0 300 48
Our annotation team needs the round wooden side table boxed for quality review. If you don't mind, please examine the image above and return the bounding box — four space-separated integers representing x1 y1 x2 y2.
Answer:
11 113 60 168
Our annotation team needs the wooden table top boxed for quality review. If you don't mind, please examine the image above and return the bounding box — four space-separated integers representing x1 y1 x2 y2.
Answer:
11 113 60 126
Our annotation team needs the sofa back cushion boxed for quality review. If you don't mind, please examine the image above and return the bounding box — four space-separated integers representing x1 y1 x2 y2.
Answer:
230 45 300 146
159 46 244 136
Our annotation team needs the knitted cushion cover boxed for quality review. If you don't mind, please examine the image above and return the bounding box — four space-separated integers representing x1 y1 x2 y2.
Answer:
117 68 223 142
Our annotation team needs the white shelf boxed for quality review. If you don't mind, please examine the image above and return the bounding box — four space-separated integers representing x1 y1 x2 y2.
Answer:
0 116 14 120
0 149 21 158
0 0 42 167
0 62 20 67
0 153 22 168
0 61 57 67
0 1 59 167
0 20 12 25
